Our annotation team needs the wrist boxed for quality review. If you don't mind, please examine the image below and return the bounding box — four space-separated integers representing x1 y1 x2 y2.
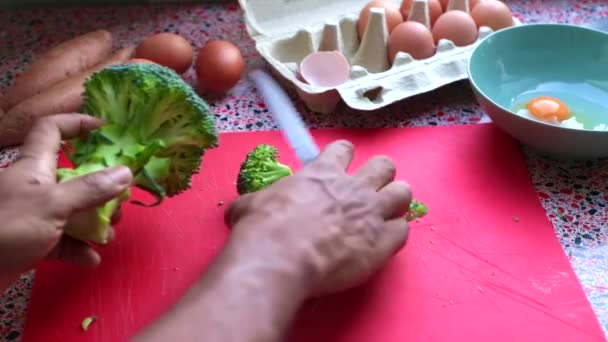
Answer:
227 220 316 300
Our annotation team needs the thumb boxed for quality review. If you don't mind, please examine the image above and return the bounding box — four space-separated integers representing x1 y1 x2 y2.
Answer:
55 166 133 211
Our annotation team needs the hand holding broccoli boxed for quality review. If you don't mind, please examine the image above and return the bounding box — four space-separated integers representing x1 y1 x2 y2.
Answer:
226 140 412 296
0 114 131 289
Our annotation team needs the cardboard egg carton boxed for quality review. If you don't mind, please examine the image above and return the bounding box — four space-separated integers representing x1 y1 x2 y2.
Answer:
239 0 521 113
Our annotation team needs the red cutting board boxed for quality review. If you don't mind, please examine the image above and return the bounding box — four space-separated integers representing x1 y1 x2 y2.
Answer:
22 124 606 342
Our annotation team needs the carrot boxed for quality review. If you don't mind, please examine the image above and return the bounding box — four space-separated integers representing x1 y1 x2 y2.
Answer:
0 46 134 148
2 30 113 111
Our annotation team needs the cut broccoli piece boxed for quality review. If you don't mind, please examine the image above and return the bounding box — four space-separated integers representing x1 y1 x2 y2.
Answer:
406 199 429 221
58 63 218 244
237 144 292 195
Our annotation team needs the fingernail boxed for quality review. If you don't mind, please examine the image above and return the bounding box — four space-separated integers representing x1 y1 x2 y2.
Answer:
108 167 132 185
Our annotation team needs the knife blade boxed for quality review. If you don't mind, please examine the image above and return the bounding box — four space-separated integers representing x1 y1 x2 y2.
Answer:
249 69 320 164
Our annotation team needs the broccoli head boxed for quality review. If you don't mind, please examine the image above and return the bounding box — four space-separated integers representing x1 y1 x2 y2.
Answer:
237 144 292 195
57 63 218 244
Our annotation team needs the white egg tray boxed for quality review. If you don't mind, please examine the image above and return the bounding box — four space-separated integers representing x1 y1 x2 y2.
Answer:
239 0 521 113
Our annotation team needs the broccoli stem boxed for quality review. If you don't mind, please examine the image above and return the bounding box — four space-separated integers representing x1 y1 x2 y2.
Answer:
57 139 164 244
260 166 292 185
57 162 129 244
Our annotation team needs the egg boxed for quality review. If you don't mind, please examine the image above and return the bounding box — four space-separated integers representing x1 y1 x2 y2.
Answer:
135 33 194 74
400 0 443 25
388 21 436 62
471 0 514 31
514 92 608 131
439 0 479 10
432 10 478 46
526 96 571 123
517 96 582 129
195 40 244 94
126 58 157 65
358 0 404 38
517 108 585 130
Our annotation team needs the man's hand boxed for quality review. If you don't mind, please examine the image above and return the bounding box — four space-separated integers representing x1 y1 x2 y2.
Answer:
0 114 132 277
226 140 412 296
136 140 412 342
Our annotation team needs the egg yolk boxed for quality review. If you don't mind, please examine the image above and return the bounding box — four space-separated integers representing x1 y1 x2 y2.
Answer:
526 97 570 122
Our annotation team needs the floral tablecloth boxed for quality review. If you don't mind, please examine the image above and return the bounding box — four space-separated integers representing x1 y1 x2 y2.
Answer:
0 0 607 340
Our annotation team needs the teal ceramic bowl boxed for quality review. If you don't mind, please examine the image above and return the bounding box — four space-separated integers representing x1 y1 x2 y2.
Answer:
468 24 608 160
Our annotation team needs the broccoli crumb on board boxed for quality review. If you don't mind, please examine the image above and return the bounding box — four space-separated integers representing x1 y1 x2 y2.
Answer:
81 316 97 331
56 63 218 244
406 200 429 222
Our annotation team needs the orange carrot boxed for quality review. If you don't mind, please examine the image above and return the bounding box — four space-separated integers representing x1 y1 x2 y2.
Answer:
0 46 134 148
2 30 113 111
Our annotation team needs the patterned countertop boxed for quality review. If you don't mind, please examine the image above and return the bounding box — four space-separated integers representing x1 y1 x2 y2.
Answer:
0 0 607 340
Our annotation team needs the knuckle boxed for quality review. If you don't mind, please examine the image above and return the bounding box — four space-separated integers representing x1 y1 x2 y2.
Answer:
373 155 396 172
81 172 112 195
310 158 335 172
335 139 354 151
392 180 412 195
48 186 70 215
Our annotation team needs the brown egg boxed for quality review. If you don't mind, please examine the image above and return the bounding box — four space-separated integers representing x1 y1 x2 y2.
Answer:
471 0 514 31
400 0 443 25
195 40 244 94
432 10 478 46
135 33 193 74
439 0 478 10
388 21 436 62
126 58 157 65
358 0 404 38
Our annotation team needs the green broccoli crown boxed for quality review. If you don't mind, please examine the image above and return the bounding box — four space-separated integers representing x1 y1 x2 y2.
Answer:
81 63 218 150
58 63 219 243
65 63 219 202
237 144 292 195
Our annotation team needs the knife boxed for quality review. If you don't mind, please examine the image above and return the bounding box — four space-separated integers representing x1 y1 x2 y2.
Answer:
249 69 320 164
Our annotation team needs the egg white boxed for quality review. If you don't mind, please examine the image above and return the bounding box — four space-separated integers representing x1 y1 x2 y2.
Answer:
515 109 608 131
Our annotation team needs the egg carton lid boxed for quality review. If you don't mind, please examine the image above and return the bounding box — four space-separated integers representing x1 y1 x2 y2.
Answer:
240 0 387 41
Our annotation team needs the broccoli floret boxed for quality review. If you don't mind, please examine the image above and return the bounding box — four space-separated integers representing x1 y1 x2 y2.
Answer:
406 199 429 221
57 63 218 244
237 144 292 195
